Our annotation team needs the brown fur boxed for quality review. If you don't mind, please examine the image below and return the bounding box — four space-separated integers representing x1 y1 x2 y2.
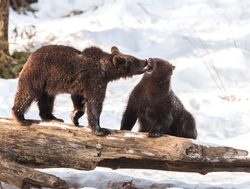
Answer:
12 45 148 135
121 58 197 139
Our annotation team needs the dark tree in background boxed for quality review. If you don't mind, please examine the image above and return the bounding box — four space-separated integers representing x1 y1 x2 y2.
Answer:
0 0 37 79
0 0 37 55
0 0 9 54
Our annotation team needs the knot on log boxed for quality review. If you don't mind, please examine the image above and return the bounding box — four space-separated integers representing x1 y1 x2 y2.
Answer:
96 143 102 150
185 144 202 159
95 143 102 157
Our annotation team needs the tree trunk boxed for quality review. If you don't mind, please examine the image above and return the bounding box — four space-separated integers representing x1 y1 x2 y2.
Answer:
0 118 250 188
0 0 9 54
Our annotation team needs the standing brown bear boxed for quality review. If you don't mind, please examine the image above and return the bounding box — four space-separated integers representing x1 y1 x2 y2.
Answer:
121 58 197 139
12 45 148 136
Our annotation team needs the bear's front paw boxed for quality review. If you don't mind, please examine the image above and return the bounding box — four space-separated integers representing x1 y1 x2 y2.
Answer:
148 131 163 138
19 119 32 126
95 128 111 136
52 118 64 123
42 117 64 123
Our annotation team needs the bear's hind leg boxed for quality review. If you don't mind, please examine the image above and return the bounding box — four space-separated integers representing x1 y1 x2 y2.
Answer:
12 89 35 125
38 93 63 122
175 111 197 139
71 94 86 126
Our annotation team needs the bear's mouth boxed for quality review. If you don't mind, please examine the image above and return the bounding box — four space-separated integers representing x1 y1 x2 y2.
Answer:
145 59 154 74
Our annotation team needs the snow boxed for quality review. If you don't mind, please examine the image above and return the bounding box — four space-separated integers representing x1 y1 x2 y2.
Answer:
1 0 250 188
124 133 145 138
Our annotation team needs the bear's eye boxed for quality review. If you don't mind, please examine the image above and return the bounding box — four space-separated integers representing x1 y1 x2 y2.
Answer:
118 58 126 65
113 55 126 65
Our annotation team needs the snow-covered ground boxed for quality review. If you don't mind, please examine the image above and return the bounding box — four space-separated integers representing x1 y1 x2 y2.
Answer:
1 0 250 188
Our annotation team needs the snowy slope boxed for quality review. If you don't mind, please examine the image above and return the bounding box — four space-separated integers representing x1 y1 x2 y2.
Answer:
1 0 250 188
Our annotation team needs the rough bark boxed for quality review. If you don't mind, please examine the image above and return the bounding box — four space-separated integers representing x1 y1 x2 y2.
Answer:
0 118 250 188
0 155 68 189
0 0 9 54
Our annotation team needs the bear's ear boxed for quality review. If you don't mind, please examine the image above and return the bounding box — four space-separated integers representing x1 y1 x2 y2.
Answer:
113 55 126 65
111 46 119 54
172 65 175 70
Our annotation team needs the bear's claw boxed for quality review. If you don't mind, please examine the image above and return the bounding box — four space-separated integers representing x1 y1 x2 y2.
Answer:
95 128 111 136
148 131 163 138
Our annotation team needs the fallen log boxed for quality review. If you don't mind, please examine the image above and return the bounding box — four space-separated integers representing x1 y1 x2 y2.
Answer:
0 155 68 189
0 118 250 188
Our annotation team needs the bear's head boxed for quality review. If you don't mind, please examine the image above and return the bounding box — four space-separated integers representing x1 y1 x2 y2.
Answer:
145 58 175 79
109 46 148 77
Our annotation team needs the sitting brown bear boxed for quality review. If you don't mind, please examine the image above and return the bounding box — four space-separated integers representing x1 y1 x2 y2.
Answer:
120 58 197 139
12 45 148 136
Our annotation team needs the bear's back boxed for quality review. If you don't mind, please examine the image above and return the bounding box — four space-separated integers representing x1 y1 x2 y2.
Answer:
29 45 82 66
